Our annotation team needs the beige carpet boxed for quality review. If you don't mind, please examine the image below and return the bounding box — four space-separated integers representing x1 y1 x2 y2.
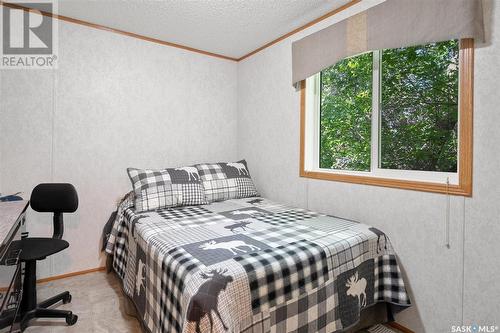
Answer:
23 271 401 333
24 271 141 332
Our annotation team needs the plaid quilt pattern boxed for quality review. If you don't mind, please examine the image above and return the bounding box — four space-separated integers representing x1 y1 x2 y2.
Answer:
128 167 207 212
253 209 319 225
195 160 258 202
158 247 199 332
269 280 340 333
374 255 411 305
107 192 135 279
248 223 326 248
156 206 212 220
234 239 329 313
314 230 372 278
112 221 129 280
106 197 411 333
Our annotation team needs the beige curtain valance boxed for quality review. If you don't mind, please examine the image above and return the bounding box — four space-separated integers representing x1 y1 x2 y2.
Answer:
292 0 484 86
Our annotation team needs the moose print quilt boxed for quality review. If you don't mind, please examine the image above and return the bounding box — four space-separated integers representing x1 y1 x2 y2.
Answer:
106 194 411 333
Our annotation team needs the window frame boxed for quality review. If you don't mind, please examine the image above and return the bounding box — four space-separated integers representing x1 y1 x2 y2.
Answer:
299 39 473 196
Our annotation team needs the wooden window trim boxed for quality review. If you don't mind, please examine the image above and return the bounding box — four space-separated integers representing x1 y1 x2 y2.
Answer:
299 39 474 196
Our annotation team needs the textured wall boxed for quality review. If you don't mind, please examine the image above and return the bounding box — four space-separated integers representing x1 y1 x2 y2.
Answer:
237 1 499 332
1 1 499 331
0 19 238 278
463 0 500 324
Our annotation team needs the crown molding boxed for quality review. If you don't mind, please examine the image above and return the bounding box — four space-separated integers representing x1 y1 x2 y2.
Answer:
0 1 239 61
1 0 359 62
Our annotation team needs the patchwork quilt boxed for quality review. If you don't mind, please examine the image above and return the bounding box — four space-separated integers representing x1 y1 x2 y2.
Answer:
105 194 411 333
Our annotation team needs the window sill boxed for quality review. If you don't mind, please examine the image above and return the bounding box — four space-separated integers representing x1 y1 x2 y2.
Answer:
299 169 472 196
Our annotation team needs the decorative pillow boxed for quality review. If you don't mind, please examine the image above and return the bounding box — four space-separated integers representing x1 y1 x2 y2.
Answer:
195 160 258 202
127 166 207 212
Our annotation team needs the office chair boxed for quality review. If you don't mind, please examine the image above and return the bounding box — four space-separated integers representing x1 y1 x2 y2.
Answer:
18 183 79 331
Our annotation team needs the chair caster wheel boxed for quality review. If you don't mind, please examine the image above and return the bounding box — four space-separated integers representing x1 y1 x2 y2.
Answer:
63 294 72 304
66 313 78 325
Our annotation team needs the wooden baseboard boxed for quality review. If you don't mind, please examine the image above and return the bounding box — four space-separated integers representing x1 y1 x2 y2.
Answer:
388 321 415 333
0 266 106 292
36 266 106 284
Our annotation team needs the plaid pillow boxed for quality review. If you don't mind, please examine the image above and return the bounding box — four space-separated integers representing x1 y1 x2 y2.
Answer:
127 166 208 212
195 160 258 202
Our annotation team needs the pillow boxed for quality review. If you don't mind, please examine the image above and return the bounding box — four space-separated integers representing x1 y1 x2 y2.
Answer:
195 160 258 202
127 166 207 212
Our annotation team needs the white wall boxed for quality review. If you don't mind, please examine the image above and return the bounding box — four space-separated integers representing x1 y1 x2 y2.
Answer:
237 1 499 332
0 19 238 278
1 2 499 331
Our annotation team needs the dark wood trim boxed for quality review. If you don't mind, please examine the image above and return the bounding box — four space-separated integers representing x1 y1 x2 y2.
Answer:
299 39 474 197
237 0 361 61
0 1 238 61
388 321 415 333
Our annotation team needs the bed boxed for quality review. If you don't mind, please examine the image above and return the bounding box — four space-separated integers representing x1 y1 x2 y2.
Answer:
105 193 410 333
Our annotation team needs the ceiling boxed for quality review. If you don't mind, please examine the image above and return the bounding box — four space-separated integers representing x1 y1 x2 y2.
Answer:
43 0 353 59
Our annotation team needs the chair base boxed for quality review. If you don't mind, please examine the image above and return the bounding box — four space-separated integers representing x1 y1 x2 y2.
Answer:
19 260 78 332
20 291 77 332
0 291 77 332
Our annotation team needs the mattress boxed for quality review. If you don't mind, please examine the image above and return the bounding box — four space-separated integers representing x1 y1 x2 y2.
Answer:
105 194 410 333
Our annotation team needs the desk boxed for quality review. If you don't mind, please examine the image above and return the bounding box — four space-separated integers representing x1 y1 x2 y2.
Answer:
0 201 28 332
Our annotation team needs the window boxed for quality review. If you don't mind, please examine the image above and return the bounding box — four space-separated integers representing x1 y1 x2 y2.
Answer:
300 39 473 196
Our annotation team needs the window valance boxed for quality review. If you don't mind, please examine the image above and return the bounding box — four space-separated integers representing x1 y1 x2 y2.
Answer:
292 0 484 86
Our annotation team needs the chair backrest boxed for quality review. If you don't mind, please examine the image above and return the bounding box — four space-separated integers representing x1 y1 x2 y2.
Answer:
30 183 78 239
30 183 78 213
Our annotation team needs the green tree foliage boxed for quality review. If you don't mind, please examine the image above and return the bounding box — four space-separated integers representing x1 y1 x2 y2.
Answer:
319 40 459 172
320 53 372 171
380 40 459 172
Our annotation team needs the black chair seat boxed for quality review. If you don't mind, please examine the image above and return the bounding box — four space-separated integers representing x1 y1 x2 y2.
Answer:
19 238 69 261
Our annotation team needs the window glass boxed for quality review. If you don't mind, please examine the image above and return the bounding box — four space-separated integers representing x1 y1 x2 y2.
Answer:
380 40 459 172
319 52 373 171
